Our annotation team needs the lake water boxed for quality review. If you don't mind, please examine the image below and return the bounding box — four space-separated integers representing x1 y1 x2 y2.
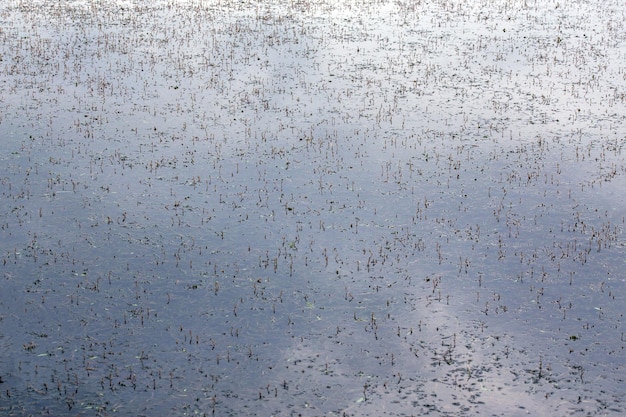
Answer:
1 0 625 415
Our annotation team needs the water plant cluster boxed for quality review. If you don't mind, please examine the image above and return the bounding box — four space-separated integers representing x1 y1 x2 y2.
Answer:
1 0 624 415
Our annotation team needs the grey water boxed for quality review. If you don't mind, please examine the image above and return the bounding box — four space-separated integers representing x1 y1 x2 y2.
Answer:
1 0 625 415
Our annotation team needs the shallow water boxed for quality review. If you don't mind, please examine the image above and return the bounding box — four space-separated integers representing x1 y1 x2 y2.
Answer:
1 0 625 415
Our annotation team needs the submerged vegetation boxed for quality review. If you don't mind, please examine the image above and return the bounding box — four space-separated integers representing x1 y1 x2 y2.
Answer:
0 0 624 415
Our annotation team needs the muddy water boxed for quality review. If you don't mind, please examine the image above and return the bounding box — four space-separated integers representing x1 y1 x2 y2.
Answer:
1 0 624 415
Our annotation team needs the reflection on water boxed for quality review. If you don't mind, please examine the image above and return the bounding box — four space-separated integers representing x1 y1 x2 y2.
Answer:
1 0 624 415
